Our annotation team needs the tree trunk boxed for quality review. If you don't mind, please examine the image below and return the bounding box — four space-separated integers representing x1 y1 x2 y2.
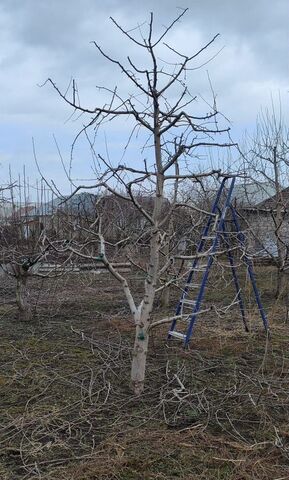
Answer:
159 220 173 309
130 323 149 396
160 286 170 308
276 269 288 300
16 274 32 321
273 145 287 301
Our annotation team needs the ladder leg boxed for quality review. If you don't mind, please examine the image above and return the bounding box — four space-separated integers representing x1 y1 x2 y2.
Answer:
184 178 237 346
168 178 229 339
230 206 269 332
184 256 214 347
222 222 249 332
169 177 241 345
195 177 228 255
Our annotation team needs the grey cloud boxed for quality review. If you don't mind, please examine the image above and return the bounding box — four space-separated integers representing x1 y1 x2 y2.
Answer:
1 0 287 86
0 0 288 187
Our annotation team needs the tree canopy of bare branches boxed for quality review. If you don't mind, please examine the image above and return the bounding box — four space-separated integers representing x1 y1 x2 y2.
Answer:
45 10 238 395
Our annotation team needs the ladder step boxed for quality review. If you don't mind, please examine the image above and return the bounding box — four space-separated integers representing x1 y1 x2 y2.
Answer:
181 299 197 305
185 284 201 288
169 331 187 340
202 235 215 240
187 262 207 273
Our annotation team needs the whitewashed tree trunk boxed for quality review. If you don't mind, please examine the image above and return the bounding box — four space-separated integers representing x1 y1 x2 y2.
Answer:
130 228 161 394
130 322 149 395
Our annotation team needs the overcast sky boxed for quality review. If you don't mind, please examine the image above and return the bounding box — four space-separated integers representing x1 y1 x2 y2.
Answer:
0 0 288 196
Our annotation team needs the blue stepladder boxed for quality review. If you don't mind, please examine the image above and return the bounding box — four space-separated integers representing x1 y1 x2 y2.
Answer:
168 176 269 348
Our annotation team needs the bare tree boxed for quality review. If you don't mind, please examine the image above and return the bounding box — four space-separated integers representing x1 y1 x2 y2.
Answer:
243 103 289 298
45 10 237 394
0 177 62 320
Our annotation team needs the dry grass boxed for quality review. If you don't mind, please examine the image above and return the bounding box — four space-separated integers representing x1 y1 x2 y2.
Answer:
1 268 289 479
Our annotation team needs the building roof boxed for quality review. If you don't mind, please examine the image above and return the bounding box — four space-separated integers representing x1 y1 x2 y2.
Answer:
231 181 276 207
22 192 98 217
257 186 289 209
15 191 167 218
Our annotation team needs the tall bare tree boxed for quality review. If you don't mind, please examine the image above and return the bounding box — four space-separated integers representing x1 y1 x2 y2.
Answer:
244 103 289 298
46 10 236 394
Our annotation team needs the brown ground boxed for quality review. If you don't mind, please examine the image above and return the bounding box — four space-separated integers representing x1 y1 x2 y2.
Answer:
1 266 289 479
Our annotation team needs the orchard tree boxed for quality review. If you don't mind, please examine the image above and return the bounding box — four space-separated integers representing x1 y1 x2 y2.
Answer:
46 9 236 395
0 178 50 320
244 104 289 298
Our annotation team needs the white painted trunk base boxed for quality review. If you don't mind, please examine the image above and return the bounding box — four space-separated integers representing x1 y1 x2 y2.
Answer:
130 325 149 396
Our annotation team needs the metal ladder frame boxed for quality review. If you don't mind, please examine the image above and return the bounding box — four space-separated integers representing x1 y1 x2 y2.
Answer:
168 177 269 347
